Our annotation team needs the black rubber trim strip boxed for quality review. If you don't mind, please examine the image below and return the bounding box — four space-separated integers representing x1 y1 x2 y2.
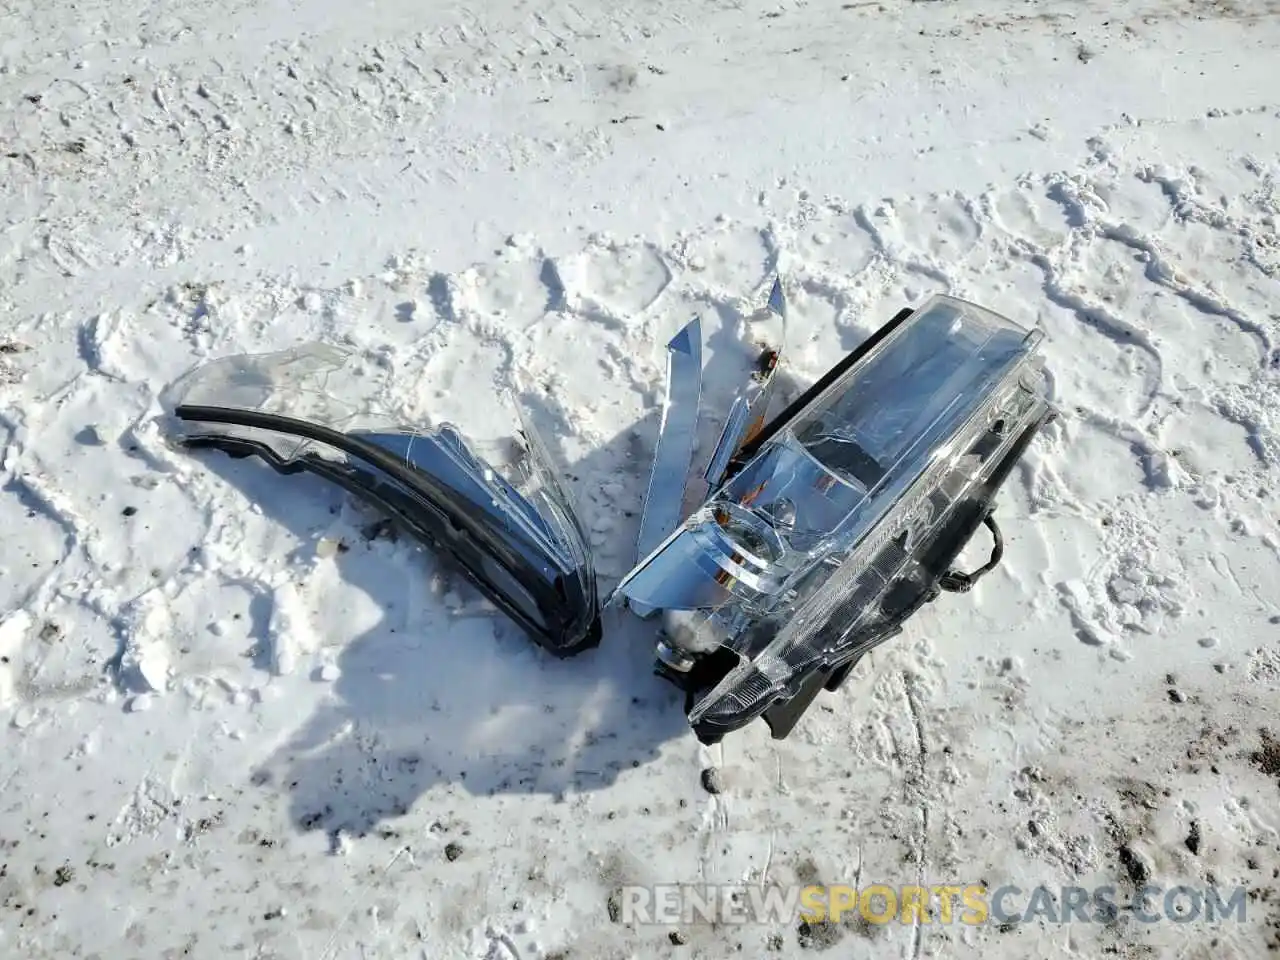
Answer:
175 405 600 656
177 404 544 583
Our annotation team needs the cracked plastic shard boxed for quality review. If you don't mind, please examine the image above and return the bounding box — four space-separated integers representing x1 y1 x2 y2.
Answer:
633 316 704 619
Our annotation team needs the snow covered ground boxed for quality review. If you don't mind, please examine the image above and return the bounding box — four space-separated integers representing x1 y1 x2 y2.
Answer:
2 0 1279 956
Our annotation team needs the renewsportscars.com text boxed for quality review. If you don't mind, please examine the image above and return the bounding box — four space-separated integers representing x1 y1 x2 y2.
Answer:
618 883 1249 926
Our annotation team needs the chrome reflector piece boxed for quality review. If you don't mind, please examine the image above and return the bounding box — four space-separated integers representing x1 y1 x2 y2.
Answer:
634 316 704 565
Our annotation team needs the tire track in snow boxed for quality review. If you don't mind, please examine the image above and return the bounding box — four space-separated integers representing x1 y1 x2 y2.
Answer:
1099 222 1273 359
901 670 930 960
1021 244 1166 425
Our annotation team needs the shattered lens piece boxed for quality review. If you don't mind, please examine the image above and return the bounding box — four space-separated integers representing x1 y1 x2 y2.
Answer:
615 295 1055 743
164 344 600 656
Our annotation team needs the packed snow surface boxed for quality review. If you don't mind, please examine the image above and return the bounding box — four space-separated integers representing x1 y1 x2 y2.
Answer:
1 0 1279 956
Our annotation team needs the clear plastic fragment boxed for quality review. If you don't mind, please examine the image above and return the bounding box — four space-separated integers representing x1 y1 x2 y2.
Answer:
165 344 600 655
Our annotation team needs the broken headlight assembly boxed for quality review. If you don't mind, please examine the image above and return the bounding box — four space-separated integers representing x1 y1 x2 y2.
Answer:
615 294 1053 743
164 288 1051 743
